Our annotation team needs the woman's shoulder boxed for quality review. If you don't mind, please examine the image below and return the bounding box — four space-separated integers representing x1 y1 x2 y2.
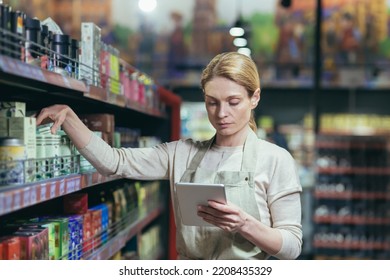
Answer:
255 137 293 159
165 137 208 151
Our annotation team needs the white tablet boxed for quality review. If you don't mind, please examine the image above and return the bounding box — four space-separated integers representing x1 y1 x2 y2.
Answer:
175 182 227 227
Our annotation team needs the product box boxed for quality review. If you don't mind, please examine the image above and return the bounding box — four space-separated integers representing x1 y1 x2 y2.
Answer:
0 102 26 117
63 193 88 214
82 211 92 256
14 227 49 260
8 117 37 159
56 214 83 260
90 204 108 244
80 114 115 146
79 114 115 134
11 221 56 260
80 22 101 86
109 46 120 95
0 117 8 137
88 207 102 250
39 217 69 260
0 236 20 260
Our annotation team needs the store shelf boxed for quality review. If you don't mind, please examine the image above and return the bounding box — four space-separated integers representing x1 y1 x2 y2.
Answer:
0 54 167 119
314 190 390 200
0 171 117 217
314 215 390 225
86 204 164 260
317 167 390 175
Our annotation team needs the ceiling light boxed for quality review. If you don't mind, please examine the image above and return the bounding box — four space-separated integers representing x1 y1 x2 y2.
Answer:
138 0 157 13
229 27 245 37
237 48 251 57
233 37 247 47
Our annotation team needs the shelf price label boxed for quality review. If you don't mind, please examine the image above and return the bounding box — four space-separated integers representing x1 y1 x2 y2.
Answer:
23 188 31 207
50 182 57 198
59 179 65 195
0 194 4 214
13 191 21 211
66 178 75 193
4 194 12 213
40 183 47 201
30 188 37 204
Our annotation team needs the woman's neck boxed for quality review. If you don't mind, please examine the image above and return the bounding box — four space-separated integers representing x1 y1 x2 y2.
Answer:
215 127 250 147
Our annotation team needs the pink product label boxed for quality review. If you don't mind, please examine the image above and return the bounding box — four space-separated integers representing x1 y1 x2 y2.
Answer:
120 72 131 100
100 51 110 90
138 83 145 105
129 79 139 102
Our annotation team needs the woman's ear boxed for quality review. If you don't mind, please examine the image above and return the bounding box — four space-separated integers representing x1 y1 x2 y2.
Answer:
251 88 261 108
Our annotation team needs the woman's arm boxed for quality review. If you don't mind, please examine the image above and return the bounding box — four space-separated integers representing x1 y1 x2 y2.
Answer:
35 104 93 149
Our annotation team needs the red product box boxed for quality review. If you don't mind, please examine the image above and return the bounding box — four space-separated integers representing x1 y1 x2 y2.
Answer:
14 227 49 260
79 114 115 133
63 193 88 214
0 237 21 260
82 211 92 256
88 208 102 250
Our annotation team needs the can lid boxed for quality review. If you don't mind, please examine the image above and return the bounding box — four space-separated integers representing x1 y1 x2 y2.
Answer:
25 17 41 30
0 137 24 146
52 34 70 45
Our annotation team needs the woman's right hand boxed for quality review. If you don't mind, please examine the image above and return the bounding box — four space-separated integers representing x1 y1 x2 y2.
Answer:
35 104 72 135
35 104 92 149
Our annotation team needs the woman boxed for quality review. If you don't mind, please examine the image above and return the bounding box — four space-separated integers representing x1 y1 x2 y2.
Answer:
36 52 302 260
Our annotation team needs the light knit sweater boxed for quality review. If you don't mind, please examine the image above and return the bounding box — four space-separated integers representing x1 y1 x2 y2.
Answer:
79 133 303 259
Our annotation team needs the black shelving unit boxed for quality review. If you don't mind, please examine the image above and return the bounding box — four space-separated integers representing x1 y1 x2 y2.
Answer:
0 53 179 260
313 134 390 259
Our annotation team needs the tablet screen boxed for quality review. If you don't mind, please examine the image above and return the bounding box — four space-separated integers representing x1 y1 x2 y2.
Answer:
175 182 226 226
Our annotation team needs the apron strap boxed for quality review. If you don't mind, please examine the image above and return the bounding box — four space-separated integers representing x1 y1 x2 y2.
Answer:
241 129 259 172
187 135 215 171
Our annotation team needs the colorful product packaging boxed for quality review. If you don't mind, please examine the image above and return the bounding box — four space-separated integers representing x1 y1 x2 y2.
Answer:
63 193 88 214
0 236 20 260
14 227 49 260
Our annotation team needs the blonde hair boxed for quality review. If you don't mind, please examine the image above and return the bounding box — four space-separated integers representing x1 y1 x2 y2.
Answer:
201 52 260 131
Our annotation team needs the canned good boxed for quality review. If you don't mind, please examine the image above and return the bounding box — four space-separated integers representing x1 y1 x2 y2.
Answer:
0 137 26 186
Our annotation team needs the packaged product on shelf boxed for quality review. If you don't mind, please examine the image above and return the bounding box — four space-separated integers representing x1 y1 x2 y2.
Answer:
81 211 92 257
63 193 88 214
9 10 25 61
0 236 21 260
24 17 42 66
0 101 26 117
39 217 69 260
39 24 50 70
88 207 102 251
80 114 115 146
51 34 71 76
55 214 83 260
69 39 79 79
14 227 49 260
89 204 108 244
13 222 55 260
8 116 36 159
0 137 27 186
112 188 123 224
100 42 109 90
79 22 101 86
109 45 120 95
0 4 12 56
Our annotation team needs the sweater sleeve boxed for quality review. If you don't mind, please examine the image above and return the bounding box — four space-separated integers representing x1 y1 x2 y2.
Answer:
78 132 171 180
266 146 303 259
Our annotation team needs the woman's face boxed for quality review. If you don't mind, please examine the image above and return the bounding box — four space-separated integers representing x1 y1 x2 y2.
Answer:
204 77 258 146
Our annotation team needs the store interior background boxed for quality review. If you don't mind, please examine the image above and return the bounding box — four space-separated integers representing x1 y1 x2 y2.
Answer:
5 0 390 259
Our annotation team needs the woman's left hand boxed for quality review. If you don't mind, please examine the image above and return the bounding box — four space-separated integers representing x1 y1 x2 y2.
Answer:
197 201 248 233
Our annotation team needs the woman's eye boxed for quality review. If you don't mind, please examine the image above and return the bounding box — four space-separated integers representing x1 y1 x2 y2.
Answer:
207 102 217 106
229 101 239 106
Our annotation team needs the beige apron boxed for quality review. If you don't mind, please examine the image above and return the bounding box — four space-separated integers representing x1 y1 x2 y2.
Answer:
174 130 267 259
